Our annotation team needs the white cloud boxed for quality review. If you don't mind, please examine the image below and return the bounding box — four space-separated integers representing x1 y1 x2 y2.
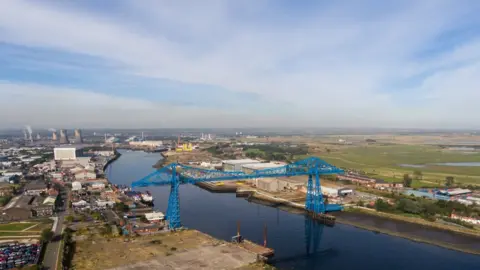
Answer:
0 81 294 128
0 0 480 128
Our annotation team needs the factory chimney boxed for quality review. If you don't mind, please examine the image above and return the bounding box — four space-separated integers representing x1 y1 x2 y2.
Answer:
59 129 69 144
74 129 83 144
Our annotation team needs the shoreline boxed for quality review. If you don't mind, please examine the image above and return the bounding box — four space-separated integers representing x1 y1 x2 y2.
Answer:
201 185 480 255
335 216 480 256
103 150 122 172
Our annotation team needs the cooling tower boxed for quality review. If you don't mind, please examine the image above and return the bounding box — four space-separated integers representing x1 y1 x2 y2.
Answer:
59 129 69 144
74 129 83 144
52 132 58 141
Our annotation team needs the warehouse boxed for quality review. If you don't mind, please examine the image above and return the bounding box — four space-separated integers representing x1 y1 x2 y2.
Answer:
241 163 284 174
24 180 48 196
222 159 260 172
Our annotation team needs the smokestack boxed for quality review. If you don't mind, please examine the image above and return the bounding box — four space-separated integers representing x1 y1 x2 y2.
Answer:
74 129 83 144
52 132 58 141
59 129 69 144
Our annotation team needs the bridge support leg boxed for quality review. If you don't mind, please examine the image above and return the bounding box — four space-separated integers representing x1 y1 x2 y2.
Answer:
167 166 181 230
314 168 325 214
305 174 314 212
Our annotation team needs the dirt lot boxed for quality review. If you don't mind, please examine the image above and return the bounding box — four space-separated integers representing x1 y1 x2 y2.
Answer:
73 230 259 270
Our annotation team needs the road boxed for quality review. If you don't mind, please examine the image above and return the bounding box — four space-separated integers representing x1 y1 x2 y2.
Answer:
42 189 69 270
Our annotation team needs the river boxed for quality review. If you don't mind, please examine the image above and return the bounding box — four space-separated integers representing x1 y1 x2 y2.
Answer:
106 150 480 270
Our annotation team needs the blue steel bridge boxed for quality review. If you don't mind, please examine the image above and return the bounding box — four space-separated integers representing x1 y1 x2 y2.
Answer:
131 157 344 229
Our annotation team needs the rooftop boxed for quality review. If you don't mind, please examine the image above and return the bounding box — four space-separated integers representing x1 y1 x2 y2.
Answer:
25 180 47 191
242 163 284 170
222 159 260 165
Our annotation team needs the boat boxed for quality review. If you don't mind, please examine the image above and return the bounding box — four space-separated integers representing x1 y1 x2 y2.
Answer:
140 191 154 206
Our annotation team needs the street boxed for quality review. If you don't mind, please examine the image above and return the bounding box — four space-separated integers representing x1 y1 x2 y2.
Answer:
42 189 69 270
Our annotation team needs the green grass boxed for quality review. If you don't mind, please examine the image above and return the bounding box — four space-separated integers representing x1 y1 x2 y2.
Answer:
0 222 37 231
308 144 480 186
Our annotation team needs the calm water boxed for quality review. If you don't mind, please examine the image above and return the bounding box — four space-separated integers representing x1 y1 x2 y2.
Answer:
107 151 480 270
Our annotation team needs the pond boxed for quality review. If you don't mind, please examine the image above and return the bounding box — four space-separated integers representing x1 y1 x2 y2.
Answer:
399 162 480 168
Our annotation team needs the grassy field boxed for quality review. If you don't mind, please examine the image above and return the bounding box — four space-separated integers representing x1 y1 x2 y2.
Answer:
0 232 40 237
0 222 37 231
306 144 480 186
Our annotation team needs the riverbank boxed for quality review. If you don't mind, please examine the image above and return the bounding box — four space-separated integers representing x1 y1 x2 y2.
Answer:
235 189 480 255
344 207 480 238
102 149 122 172
336 210 480 255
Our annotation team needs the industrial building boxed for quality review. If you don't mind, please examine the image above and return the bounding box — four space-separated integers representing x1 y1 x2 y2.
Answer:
129 141 163 147
403 188 472 201
54 146 83 161
24 180 48 196
256 177 305 192
222 159 260 172
74 129 83 144
59 129 69 144
1 195 55 220
241 162 284 174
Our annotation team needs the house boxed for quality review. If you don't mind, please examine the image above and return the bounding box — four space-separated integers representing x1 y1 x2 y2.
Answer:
74 170 97 181
91 182 105 190
95 199 115 208
32 196 56 217
72 200 89 208
72 181 82 191
24 180 48 196
0 183 14 196
338 174 376 186
132 224 164 235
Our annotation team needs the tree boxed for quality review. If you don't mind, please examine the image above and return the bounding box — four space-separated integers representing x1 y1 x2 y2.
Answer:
91 211 102 220
40 229 54 242
65 215 74 222
374 199 392 212
413 170 423 180
445 176 455 187
403 174 413 188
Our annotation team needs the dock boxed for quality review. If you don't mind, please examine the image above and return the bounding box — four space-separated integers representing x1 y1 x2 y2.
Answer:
231 222 274 259
238 239 274 258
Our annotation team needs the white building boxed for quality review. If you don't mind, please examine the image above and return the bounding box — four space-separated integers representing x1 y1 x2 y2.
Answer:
72 181 82 191
74 170 97 181
94 151 114 157
222 159 260 171
54 147 79 161
72 200 89 208
95 199 115 208
144 211 165 223
91 182 105 190
129 141 163 147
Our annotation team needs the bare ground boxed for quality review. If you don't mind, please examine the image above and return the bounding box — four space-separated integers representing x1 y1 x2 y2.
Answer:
73 230 258 270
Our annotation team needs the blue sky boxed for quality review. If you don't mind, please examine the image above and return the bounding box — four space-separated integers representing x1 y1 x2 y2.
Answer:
1 0 480 129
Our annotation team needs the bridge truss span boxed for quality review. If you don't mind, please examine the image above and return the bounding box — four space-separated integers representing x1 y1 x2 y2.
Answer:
131 157 344 229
